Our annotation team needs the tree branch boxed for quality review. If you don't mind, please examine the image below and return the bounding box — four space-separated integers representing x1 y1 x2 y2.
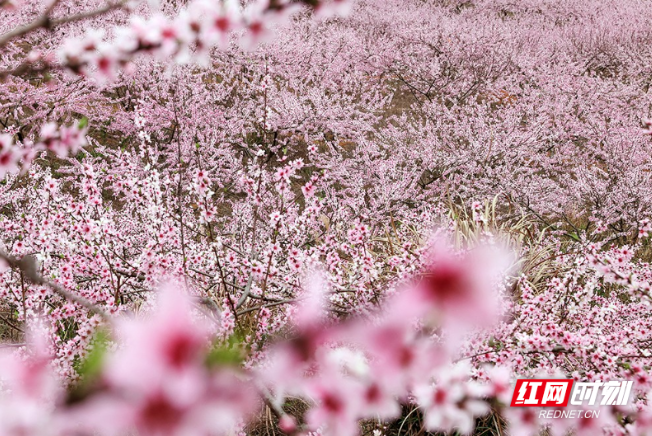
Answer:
0 251 111 320
0 0 126 49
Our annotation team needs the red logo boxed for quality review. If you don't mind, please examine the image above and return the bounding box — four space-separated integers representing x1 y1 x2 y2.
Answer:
510 379 574 407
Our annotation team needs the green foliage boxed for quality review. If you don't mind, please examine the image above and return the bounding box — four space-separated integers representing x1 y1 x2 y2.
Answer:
78 117 89 129
205 333 246 368
76 329 110 380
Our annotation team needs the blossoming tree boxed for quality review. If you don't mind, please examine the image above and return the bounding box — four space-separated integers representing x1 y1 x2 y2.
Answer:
3 0 652 435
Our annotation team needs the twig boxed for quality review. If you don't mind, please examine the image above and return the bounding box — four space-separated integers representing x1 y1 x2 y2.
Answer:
236 297 297 317
0 0 126 49
256 382 300 436
236 273 255 309
0 342 26 348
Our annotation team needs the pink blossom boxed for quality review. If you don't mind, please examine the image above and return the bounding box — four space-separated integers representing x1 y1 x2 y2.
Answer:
0 136 19 178
414 363 489 435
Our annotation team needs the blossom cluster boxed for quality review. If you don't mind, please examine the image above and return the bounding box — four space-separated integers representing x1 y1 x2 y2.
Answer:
0 242 518 436
8 0 352 82
0 122 87 178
